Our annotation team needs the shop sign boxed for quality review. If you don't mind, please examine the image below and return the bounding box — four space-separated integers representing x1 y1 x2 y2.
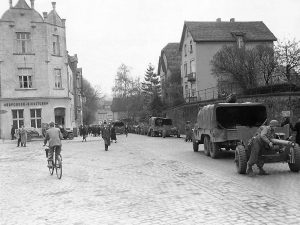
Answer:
3 102 49 107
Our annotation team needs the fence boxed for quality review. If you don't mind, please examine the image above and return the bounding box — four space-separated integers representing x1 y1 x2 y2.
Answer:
185 74 300 103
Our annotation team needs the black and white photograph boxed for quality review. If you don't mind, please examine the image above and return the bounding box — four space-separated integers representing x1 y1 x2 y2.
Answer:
0 0 300 224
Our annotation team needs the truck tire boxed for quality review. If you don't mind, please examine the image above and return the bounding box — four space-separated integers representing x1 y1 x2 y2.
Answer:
210 142 220 159
203 136 211 156
235 145 247 174
193 139 199 152
288 144 300 172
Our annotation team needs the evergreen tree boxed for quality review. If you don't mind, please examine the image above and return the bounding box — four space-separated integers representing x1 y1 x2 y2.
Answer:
142 64 161 104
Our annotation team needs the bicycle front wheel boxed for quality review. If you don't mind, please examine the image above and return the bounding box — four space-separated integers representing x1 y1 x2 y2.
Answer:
55 155 62 179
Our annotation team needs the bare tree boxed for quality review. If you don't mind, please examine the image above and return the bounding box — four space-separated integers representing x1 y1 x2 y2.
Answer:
211 45 258 89
275 39 300 82
255 44 277 85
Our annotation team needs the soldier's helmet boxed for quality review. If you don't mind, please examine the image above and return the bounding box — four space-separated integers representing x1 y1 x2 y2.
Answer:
269 120 279 128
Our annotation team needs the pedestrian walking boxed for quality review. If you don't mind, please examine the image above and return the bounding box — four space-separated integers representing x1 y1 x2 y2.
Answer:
20 125 27 147
10 125 15 140
293 118 300 145
110 125 117 143
185 121 192 142
16 128 21 147
124 124 129 137
246 120 278 176
82 125 87 142
101 121 111 151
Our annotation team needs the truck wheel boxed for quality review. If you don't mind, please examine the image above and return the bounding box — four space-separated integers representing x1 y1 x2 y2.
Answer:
193 139 199 152
210 142 220 159
235 145 247 174
203 136 211 156
288 144 300 172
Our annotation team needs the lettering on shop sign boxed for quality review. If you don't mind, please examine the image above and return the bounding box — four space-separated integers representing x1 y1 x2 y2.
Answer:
3 102 49 107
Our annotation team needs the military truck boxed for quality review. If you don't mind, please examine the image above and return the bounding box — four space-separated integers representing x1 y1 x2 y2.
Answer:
192 102 267 158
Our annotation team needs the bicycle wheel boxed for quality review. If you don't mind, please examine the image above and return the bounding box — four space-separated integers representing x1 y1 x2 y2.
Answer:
55 154 62 179
48 160 54 175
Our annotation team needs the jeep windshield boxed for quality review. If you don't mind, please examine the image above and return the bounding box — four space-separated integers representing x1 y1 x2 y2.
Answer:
162 119 172 126
216 105 267 128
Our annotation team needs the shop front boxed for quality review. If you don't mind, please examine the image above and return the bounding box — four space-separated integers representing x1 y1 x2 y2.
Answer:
0 98 74 139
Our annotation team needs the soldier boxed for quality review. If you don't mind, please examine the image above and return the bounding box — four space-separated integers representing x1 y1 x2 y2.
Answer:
246 120 279 176
101 121 111 151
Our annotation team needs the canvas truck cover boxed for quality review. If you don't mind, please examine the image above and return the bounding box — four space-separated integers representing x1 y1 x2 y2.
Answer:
197 103 267 130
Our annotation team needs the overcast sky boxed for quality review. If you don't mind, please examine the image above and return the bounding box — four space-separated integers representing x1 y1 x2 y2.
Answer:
1 0 300 97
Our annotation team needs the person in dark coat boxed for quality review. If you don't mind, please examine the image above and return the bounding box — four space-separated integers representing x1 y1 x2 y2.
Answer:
82 125 87 142
293 118 300 145
11 125 15 140
110 125 117 143
101 121 111 151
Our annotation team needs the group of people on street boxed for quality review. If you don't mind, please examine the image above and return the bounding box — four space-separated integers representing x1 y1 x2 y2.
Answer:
11 125 27 147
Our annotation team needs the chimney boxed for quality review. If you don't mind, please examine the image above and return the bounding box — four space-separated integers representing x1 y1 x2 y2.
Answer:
216 18 221 22
230 18 235 22
52 2 56 10
9 0 12 8
43 12 47 19
30 0 34 9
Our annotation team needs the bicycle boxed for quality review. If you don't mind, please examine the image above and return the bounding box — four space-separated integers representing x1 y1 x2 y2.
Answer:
44 145 62 179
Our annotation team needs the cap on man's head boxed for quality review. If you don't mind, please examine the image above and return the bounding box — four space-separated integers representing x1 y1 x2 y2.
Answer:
49 122 55 127
269 120 279 127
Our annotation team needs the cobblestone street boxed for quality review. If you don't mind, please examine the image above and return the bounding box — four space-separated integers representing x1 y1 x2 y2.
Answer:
1 135 300 225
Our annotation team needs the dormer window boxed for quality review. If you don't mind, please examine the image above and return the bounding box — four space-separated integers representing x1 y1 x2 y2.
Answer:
237 36 244 48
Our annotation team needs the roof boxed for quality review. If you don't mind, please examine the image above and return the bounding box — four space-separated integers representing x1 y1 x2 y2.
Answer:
14 0 30 9
158 43 181 76
180 21 277 50
1 0 43 22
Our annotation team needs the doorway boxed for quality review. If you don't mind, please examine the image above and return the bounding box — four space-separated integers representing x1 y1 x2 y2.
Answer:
54 107 65 127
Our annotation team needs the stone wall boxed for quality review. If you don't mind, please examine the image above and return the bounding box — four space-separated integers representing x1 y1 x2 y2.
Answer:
165 92 300 133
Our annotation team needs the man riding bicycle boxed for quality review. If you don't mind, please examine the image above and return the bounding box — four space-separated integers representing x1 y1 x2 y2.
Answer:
44 122 63 168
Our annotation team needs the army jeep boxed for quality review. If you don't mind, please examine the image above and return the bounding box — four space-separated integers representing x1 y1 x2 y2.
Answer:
148 117 180 138
193 102 267 158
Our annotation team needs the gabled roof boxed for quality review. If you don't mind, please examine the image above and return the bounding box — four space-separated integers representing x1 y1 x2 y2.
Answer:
158 43 181 76
14 0 30 9
179 21 277 50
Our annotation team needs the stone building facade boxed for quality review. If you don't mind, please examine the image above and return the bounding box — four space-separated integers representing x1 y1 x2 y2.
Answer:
0 0 82 138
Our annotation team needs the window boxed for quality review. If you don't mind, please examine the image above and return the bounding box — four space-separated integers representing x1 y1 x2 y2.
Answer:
16 32 31 54
184 63 187 77
54 69 62 88
12 109 24 128
30 109 41 128
185 84 189 97
184 44 187 56
190 60 195 73
190 40 193 53
237 36 244 48
18 68 33 88
52 35 60 55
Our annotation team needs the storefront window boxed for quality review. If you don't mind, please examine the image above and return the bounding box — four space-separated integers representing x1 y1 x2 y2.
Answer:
12 109 24 128
30 109 42 128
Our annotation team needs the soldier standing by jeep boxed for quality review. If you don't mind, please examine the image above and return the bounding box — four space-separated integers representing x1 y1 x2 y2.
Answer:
246 120 279 176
